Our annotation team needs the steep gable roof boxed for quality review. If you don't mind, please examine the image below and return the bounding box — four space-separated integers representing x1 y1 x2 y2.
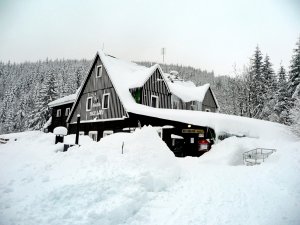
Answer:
67 50 219 123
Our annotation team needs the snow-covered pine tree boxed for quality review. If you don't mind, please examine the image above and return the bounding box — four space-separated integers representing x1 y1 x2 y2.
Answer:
274 65 290 124
287 36 300 127
28 68 58 130
260 54 277 121
288 36 300 99
249 46 264 118
289 85 300 136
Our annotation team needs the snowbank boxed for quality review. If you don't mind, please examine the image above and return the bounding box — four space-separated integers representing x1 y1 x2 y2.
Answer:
0 127 180 225
1 124 300 225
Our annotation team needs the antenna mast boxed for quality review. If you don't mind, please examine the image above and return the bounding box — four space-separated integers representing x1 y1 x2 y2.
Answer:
161 47 166 63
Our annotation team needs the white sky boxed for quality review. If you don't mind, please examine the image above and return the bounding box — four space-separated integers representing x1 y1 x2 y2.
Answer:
0 0 299 75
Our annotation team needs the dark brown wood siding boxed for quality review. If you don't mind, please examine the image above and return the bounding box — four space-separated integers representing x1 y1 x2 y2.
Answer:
69 55 126 123
141 69 171 108
202 88 218 112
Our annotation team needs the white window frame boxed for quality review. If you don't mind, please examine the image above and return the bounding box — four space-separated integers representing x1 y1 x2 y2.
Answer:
205 108 211 112
151 95 159 108
102 93 110 109
86 97 92 111
56 109 61 117
65 108 70 116
89 131 98 141
103 130 114 137
96 65 103 78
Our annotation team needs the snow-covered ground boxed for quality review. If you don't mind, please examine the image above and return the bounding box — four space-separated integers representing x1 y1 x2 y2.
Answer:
0 124 300 225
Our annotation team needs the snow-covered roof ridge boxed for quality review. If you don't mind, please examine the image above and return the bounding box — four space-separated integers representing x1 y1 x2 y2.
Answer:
48 93 77 107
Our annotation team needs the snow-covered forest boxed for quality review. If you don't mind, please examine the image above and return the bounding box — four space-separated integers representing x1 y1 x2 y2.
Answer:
0 37 299 135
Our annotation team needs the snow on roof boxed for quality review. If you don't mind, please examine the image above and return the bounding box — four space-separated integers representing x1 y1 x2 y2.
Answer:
99 51 215 108
164 73 210 102
98 51 168 111
126 104 290 140
48 93 77 107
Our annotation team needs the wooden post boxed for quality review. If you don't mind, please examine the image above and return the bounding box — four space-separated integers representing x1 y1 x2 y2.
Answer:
75 114 80 145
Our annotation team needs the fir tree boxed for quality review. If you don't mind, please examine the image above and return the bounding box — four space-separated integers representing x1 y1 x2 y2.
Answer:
28 68 58 130
249 46 264 118
274 65 289 124
288 36 300 98
260 54 277 120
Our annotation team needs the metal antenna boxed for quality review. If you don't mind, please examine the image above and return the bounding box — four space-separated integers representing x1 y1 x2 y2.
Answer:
161 47 166 63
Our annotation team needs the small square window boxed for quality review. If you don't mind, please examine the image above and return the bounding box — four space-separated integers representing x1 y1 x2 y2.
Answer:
89 131 98 141
102 93 110 109
151 95 159 108
65 108 70 116
56 109 61 117
96 65 102 78
86 97 92 111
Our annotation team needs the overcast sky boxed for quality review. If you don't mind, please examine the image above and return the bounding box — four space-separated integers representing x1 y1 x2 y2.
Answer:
0 0 299 75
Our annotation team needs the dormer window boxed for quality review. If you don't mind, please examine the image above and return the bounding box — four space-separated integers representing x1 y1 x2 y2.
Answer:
96 65 102 78
151 95 159 108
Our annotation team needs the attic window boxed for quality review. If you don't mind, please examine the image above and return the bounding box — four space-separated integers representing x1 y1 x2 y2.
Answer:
65 108 70 116
96 65 102 78
102 93 110 109
56 109 61 117
151 95 159 108
86 97 92 111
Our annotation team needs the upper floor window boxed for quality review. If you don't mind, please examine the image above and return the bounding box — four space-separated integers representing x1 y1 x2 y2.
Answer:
86 97 92 111
96 65 102 78
56 109 61 117
151 95 159 108
65 108 70 116
102 93 110 109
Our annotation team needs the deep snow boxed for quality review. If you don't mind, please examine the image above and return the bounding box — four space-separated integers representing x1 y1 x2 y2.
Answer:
0 125 300 225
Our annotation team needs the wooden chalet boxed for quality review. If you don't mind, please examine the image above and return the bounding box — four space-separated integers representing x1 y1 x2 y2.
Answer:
48 51 219 156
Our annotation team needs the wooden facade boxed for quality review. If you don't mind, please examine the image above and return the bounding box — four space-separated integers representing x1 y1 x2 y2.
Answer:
68 55 127 124
141 68 171 108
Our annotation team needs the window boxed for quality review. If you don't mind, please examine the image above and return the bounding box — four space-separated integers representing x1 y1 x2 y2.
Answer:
133 88 141 103
86 97 92 111
102 93 110 109
96 65 102 78
151 95 159 108
65 108 70 116
89 131 98 141
56 109 61 117
205 108 211 112
103 130 113 137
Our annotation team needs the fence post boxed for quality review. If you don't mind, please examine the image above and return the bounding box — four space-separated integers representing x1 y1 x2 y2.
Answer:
75 114 80 145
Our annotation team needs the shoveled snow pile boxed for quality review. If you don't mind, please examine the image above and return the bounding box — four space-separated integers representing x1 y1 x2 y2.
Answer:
1 125 300 225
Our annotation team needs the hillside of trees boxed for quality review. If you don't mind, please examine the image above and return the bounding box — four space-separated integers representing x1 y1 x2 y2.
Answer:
0 37 299 135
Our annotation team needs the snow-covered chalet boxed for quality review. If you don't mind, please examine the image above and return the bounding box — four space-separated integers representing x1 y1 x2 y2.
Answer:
48 51 219 156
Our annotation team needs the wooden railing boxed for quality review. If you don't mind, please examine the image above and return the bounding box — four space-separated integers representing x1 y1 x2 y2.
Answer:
243 148 276 166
